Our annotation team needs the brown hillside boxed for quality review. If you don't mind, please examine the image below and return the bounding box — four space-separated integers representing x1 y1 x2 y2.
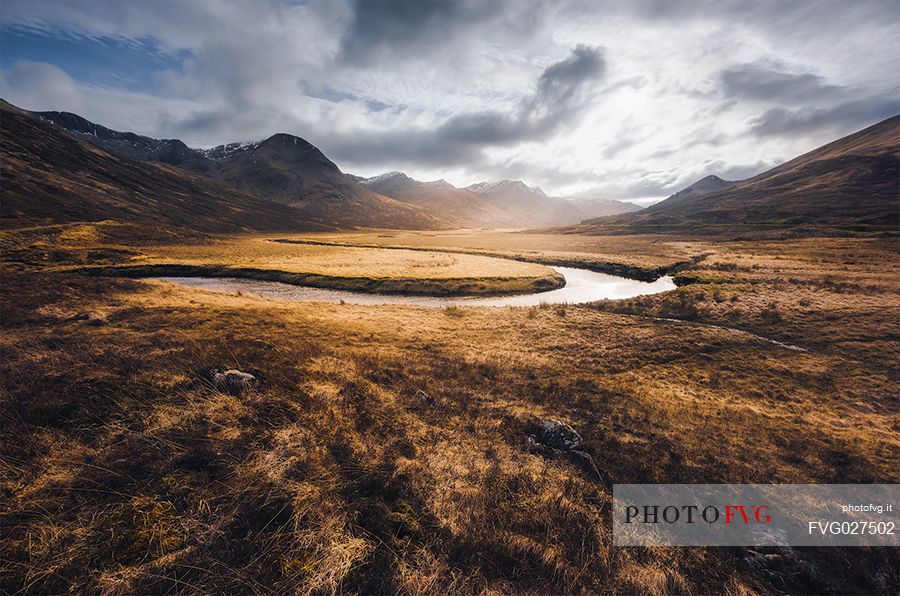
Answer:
572 115 900 234
1 101 326 234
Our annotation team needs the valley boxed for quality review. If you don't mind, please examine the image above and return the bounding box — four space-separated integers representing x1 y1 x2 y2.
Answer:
2 218 898 594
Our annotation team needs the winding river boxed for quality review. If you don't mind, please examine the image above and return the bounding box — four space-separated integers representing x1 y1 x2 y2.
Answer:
153 266 676 307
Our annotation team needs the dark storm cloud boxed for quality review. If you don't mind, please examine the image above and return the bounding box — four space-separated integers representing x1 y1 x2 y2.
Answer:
324 45 606 166
339 0 506 64
749 93 900 137
721 64 845 103
528 45 605 112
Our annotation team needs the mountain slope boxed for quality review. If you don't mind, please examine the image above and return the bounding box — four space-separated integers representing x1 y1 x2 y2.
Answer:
1 101 325 233
574 115 900 233
564 196 642 218
359 172 515 227
206 135 446 229
464 180 586 227
643 175 735 211
30 109 447 230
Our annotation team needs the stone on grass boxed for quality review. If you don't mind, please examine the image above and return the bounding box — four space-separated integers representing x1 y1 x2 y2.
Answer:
564 449 603 482
537 419 583 451
414 389 435 406
69 312 107 326
213 369 258 396
527 419 602 483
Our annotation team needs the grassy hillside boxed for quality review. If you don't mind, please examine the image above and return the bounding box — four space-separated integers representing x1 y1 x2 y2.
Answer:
1 102 327 234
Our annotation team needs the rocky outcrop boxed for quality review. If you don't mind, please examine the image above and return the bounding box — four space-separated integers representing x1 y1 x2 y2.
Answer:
213 369 259 396
536 419 583 450
527 419 602 482
414 389 436 406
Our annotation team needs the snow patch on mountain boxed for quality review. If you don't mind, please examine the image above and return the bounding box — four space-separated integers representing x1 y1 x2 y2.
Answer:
466 179 547 197
200 141 261 160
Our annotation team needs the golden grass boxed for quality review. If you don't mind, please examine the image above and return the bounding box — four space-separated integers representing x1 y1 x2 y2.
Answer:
1 228 898 594
282 228 707 269
138 236 551 280
2 225 567 296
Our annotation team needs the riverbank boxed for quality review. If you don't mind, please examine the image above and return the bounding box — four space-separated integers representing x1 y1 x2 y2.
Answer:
272 237 687 281
80 263 566 297
147 266 675 307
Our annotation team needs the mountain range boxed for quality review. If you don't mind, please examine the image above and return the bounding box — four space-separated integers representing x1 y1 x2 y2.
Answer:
3 99 897 235
356 173 640 227
29 109 444 230
31 107 639 229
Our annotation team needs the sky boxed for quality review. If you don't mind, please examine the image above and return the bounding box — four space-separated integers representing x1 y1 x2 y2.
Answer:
1 1 898 204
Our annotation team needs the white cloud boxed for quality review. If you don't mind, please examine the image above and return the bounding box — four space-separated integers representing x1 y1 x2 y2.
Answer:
1 60 84 112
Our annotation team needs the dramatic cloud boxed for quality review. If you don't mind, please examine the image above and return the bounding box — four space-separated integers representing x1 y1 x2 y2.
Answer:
749 94 900 138
1 60 84 112
340 0 503 64
721 64 846 103
1 0 897 201
327 44 605 166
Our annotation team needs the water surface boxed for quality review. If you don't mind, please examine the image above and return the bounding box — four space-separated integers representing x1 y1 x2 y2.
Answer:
154 266 675 307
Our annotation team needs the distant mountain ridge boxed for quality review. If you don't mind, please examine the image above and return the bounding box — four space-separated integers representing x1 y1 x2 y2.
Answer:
561 195 644 218
200 141 261 160
357 172 640 227
34 110 217 172
464 179 640 226
645 175 736 210
359 172 518 227
465 179 547 197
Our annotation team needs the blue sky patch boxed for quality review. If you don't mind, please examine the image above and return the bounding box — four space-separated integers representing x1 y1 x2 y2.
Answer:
0 25 189 91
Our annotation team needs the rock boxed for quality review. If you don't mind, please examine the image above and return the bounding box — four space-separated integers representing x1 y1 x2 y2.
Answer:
743 552 789 571
526 434 554 456
68 311 106 326
564 450 603 482
536 419 583 451
414 389 435 406
213 369 258 396
527 420 601 483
